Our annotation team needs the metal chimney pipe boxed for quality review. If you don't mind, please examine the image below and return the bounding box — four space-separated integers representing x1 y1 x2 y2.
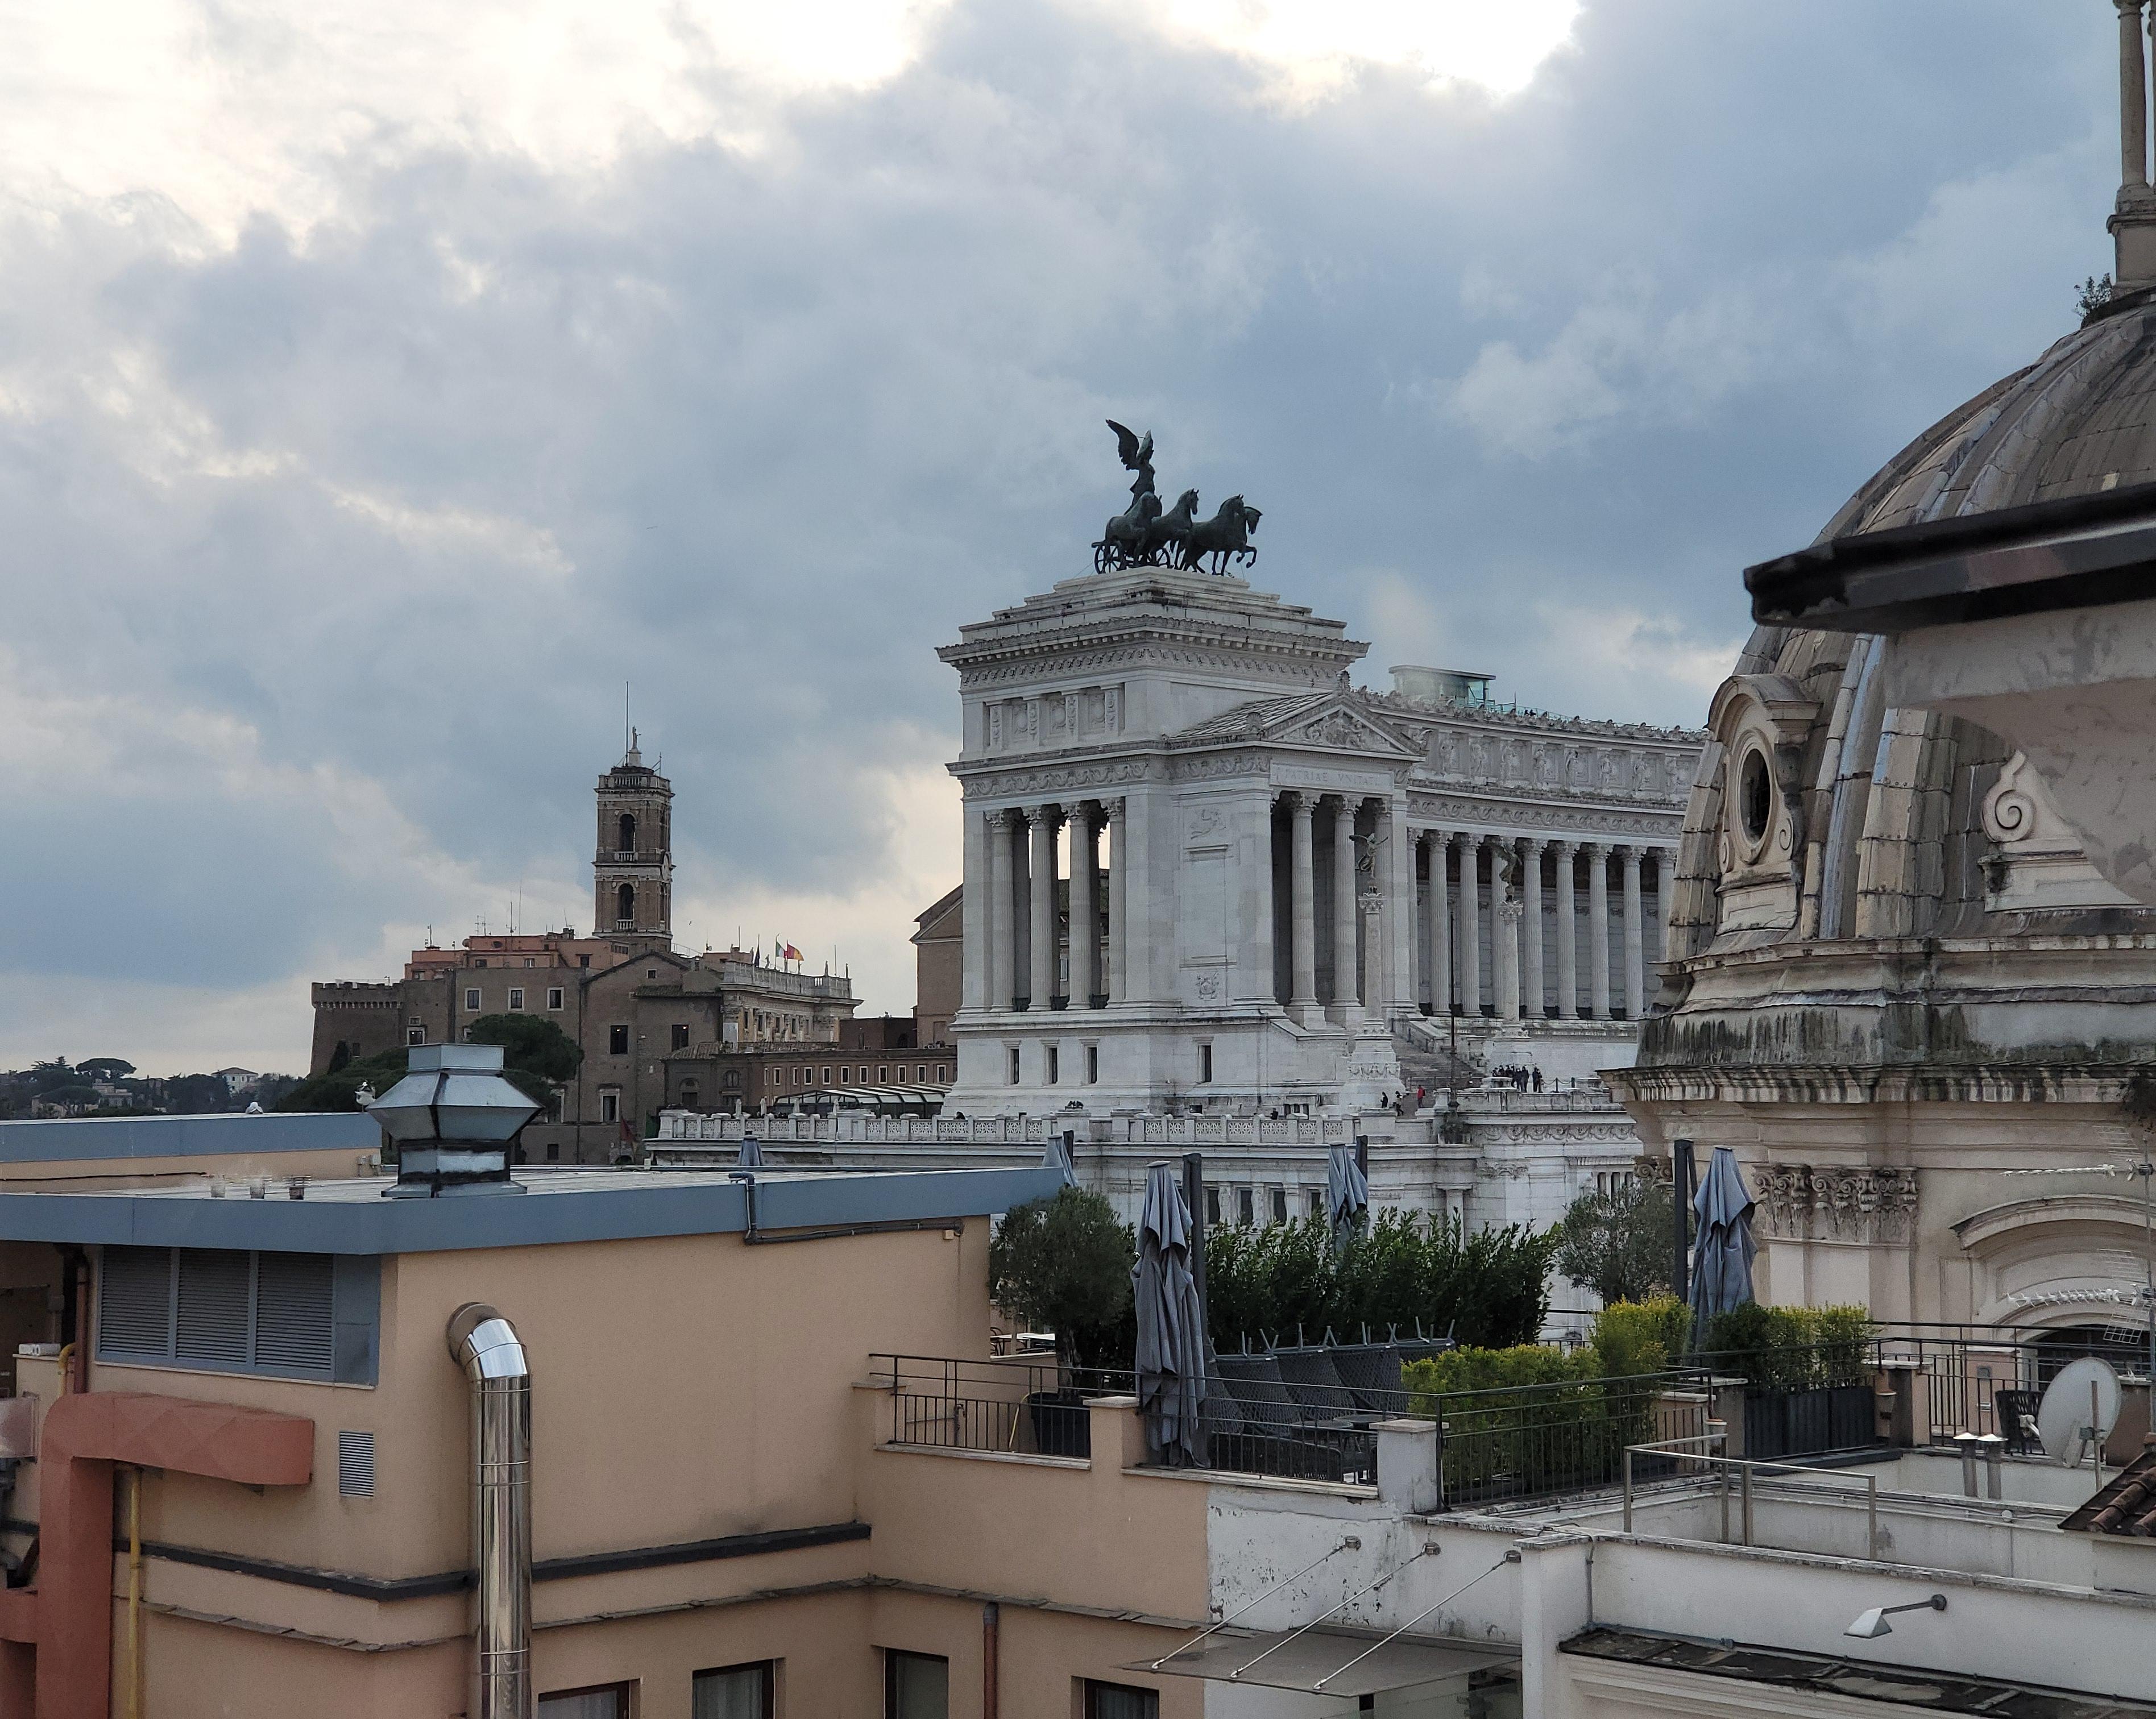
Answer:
448 1303 533 1719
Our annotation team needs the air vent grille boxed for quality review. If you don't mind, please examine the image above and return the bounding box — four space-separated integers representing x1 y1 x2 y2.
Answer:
337 1430 375 1498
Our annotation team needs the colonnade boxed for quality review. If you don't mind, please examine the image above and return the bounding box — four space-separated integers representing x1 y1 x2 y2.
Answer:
1415 828 1670 1023
982 800 1122 1011
972 791 1672 1024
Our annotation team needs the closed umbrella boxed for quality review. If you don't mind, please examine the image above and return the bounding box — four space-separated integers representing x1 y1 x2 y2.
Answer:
1040 1132 1078 1188
738 1134 765 1169
1134 1161 1208 1467
1689 1146 1757 1334
1326 1143 1369 1240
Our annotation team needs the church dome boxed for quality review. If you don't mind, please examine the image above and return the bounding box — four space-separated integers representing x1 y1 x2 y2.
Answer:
1645 279 2156 1073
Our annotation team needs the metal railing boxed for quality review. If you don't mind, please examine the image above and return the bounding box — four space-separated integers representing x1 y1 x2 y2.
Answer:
1622 1434 1881 1560
1420 1369 1714 1508
868 1354 1135 1460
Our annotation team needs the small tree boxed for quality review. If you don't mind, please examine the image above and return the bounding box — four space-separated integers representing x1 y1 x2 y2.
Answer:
989 1189 1135 1369
1553 1179 1673 1309
468 1014 583 1107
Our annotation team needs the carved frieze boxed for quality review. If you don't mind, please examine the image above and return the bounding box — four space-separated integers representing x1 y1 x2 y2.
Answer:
960 758 1156 798
1757 1162 1918 1245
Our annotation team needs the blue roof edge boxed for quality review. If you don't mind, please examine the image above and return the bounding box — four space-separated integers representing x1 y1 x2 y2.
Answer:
0 1111 380 1165
0 1166 1067 1255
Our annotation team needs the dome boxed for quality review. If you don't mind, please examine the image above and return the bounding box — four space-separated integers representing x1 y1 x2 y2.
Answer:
1644 301 2156 1075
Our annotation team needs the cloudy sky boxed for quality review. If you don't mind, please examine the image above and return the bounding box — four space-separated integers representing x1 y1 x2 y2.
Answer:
0 0 2119 1073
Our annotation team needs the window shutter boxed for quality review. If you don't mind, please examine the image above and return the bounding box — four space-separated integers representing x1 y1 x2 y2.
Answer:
98 1247 174 1360
254 1253 335 1376
337 1430 376 1497
174 1250 251 1365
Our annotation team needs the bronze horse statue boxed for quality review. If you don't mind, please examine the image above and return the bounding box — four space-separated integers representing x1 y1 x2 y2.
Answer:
1094 486 1161 572
1139 489 1200 567
1180 496 1261 575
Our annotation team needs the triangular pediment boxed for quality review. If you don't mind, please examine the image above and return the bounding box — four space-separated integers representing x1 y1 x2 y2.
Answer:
1169 690 1420 758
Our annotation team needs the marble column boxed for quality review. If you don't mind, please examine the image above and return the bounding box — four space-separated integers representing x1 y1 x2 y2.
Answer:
1521 837 1545 1020
1656 845 1675 963
1073 804 1102 1007
1359 883 1386 1015
2122 0 2149 196
1454 833 1482 1017
1106 800 1126 1003
1483 839 1506 1018
1553 840 1578 1020
1620 843 1645 1020
1287 793 1319 1014
1586 841 1611 1020
989 809 1015 1010
1424 830 1450 1015
1028 805 1059 1011
1495 897 1522 1022
1332 798 1361 1019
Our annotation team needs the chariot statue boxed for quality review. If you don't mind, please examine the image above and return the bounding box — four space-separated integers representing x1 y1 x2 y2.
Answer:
1090 421 1261 576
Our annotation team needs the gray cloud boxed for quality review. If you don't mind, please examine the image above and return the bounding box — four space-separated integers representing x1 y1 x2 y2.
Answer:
0 0 2125 1067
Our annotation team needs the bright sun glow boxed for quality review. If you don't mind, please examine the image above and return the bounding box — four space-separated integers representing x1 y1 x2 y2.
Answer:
0 1 1580 242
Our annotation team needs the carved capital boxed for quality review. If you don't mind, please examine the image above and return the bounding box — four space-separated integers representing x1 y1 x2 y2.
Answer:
1758 1161 1917 1245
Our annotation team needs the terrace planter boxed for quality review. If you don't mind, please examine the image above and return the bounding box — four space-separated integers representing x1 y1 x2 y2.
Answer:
1027 1389 1091 1458
1744 1384 1879 1460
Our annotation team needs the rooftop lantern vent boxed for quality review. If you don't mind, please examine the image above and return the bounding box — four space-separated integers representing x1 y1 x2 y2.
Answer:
366 1044 538 1199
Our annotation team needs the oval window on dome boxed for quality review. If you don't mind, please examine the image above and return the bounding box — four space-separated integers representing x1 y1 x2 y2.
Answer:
1738 747 1772 849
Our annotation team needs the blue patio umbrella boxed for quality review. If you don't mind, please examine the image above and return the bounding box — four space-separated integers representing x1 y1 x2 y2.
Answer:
1326 1144 1369 1239
1040 1133 1078 1188
737 1134 765 1169
1689 1145 1757 1332
1134 1162 1208 1467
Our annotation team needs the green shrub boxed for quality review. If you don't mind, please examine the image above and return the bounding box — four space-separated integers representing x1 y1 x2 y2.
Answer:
1698 1302 1873 1389
1203 1210 1556 1352
1589 1296 1691 1380
1402 1343 1657 1501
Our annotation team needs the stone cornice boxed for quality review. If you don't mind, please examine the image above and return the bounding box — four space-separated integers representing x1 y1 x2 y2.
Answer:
952 642 1349 691
1406 792 1684 838
1606 1061 2130 1106
1372 690 1706 748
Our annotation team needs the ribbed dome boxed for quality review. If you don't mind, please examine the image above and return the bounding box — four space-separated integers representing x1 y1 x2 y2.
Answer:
1825 300 2156 538
1656 302 2156 1020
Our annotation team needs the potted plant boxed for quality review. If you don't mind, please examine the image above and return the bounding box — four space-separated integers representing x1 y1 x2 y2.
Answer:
989 1189 1135 1455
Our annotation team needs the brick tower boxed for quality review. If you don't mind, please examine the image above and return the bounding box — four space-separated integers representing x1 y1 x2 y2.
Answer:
593 733 673 949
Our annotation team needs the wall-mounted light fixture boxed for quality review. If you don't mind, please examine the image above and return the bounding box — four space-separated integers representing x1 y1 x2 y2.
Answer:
1844 1593 1946 1639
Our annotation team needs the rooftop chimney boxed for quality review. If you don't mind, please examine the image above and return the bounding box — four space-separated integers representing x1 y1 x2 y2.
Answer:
366 1044 538 1198
2113 2 2156 291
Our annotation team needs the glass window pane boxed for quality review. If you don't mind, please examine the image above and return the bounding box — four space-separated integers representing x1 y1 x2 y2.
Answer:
694 1663 770 1719
1085 1682 1159 1719
886 1651 948 1719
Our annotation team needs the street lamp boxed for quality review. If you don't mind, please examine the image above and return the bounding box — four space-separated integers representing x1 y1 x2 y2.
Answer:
1844 1593 1946 1639
366 1044 539 1198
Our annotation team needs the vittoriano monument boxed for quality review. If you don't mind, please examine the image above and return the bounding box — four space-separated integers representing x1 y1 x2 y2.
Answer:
1092 421 1262 576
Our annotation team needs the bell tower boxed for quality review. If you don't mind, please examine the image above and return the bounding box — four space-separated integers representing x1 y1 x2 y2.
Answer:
593 732 673 949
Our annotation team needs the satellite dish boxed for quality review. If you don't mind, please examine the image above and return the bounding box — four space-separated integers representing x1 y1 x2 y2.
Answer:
2037 1356 2123 1463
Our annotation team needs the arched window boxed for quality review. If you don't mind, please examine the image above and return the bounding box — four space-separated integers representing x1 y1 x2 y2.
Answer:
679 1082 699 1110
619 812 637 852
616 882 635 924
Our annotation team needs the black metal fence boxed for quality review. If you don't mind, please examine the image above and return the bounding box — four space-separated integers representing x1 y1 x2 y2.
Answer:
867 1354 1134 1459
1866 1320 2154 1448
1417 1369 1715 1507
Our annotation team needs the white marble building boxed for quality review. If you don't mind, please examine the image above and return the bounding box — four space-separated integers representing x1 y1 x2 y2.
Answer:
938 563 1702 1118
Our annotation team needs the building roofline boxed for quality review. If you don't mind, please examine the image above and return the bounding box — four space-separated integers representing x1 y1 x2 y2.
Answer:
0 1165 1063 1253
0 1112 379 1165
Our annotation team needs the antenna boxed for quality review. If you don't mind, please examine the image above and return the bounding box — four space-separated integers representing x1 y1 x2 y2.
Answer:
625 680 632 754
